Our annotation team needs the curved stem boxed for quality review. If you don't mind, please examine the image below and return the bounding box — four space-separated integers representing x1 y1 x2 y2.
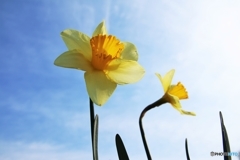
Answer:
139 98 166 160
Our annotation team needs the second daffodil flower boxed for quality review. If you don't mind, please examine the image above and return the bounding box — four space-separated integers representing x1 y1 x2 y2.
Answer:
54 21 145 106
155 69 196 116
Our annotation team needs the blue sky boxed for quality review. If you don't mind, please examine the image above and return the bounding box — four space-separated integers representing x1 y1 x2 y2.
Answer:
1 0 240 159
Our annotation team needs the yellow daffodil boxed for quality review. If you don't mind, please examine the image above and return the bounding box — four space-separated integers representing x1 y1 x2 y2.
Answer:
155 69 196 116
54 21 145 106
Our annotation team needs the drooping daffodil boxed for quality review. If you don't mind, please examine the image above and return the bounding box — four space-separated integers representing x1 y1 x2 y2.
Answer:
54 21 145 106
155 69 196 116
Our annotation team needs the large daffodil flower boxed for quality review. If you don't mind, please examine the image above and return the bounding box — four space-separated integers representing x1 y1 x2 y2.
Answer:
155 69 196 116
54 21 145 106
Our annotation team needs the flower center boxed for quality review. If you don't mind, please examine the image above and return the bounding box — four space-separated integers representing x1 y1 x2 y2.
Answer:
90 35 124 70
168 82 188 99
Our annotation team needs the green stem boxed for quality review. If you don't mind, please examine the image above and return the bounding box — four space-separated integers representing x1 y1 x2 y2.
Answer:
90 98 95 160
139 98 166 160
185 138 190 160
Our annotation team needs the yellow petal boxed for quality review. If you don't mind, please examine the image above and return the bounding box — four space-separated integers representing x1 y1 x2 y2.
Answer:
120 42 138 61
84 71 117 106
105 59 145 84
155 69 175 93
61 29 92 61
92 21 107 37
54 50 93 72
166 93 195 116
166 93 182 110
181 110 196 116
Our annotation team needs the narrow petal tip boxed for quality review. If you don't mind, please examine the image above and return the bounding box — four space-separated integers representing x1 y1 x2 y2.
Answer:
181 110 196 116
92 21 107 36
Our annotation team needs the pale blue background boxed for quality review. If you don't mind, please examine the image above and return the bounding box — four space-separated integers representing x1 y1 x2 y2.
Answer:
1 0 240 159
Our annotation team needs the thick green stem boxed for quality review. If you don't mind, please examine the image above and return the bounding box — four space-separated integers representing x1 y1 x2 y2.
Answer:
90 99 95 160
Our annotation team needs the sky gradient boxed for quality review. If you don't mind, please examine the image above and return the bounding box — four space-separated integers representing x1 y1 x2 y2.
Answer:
1 0 240 159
